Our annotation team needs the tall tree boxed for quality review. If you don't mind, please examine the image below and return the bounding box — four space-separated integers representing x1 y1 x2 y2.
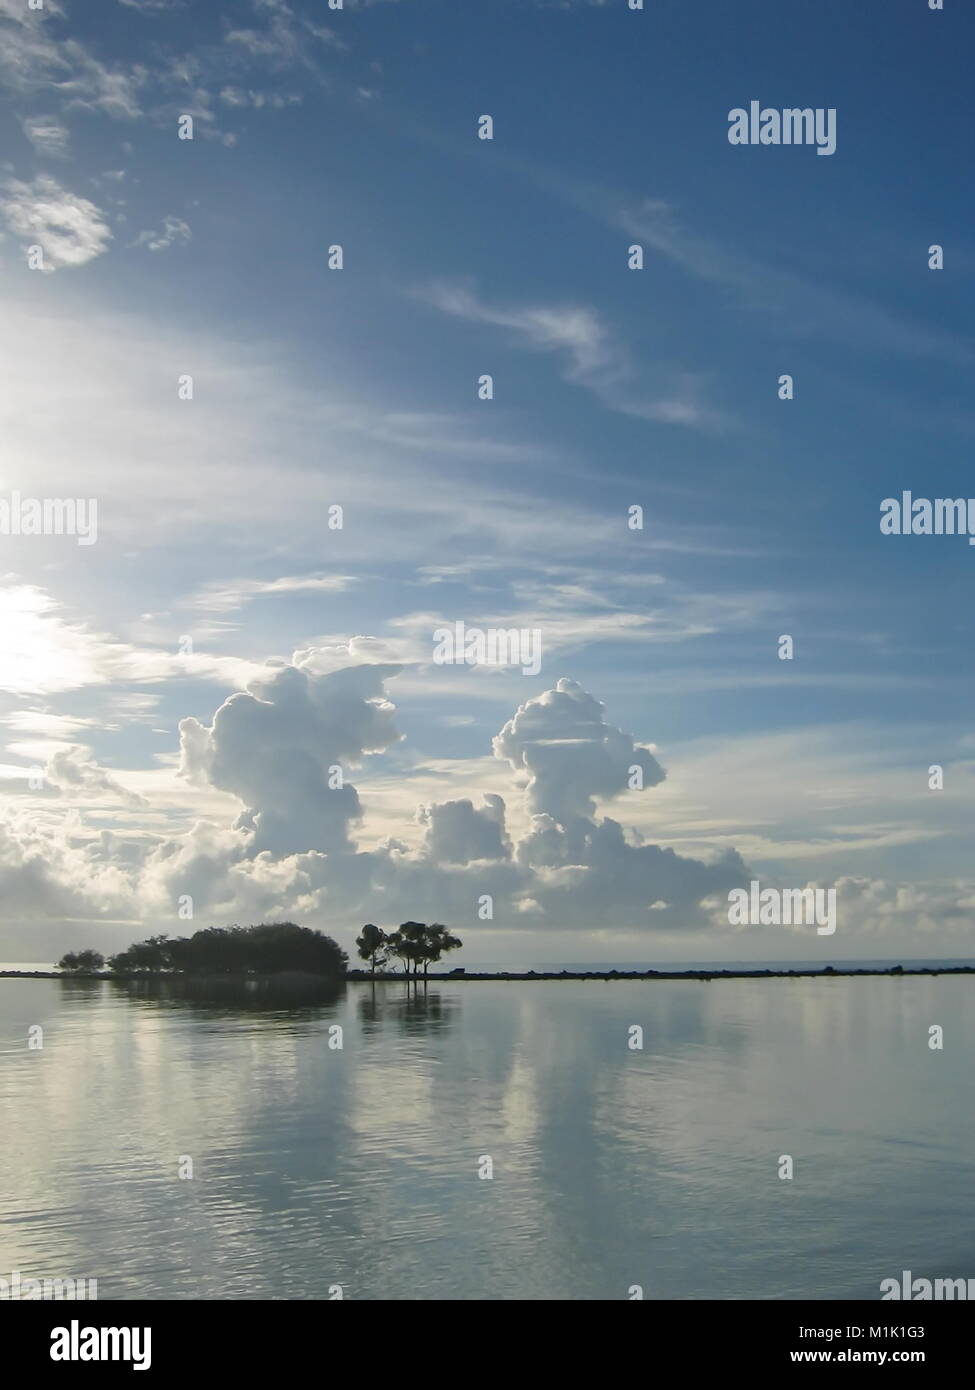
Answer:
419 924 463 980
386 922 426 976
56 950 105 974
386 922 463 979
355 924 388 977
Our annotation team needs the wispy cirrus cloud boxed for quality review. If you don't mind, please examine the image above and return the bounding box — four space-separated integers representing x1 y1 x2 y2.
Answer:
419 280 727 430
0 0 146 118
130 214 191 252
0 584 268 697
190 574 358 616
117 0 184 11
615 196 974 364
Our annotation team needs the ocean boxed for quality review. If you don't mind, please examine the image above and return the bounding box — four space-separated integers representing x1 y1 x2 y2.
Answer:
1 973 971 1299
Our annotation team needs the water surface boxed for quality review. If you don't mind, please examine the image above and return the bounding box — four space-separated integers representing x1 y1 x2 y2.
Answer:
1 976 971 1300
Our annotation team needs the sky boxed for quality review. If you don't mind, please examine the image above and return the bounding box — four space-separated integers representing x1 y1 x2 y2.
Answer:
0 0 973 966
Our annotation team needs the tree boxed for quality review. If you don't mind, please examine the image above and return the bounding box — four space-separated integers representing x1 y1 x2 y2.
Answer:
386 922 463 979
386 922 426 976
356 924 388 977
419 924 463 980
105 923 348 979
56 950 105 974
125 935 174 973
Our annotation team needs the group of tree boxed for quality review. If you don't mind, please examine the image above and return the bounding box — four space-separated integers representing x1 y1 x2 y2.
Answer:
56 950 105 975
57 920 461 982
59 923 348 979
355 922 462 979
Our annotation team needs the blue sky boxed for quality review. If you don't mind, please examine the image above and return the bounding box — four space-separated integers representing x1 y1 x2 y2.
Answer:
0 0 973 964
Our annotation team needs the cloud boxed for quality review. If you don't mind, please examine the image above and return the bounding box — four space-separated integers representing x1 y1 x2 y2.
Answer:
3 662 972 952
218 85 302 109
615 196 974 368
416 794 511 865
2 711 99 739
0 175 111 271
178 655 404 857
22 114 70 157
190 573 355 615
226 0 348 66
0 809 135 922
494 677 665 824
0 1 145 118
420 281 723 429
130 214 191 252
0 584 268 696
165 666 744 932
44 745 148 807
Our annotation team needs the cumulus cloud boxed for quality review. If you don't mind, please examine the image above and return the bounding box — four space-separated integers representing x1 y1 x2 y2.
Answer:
0 810 134 921
0 175 112 271
4 661 973 953
178 656 403 857
0 663 750 938
166 665 743 931
494 677 665 824
416 794 510 865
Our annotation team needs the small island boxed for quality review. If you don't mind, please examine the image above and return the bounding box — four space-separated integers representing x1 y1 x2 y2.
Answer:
0 920 972 987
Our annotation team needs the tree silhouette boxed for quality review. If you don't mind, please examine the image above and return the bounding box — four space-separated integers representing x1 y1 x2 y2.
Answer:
386 922 426 976
421 924 463 979
105 923 347 978
57 950 105 974
355 923 388 977
386 922 463 979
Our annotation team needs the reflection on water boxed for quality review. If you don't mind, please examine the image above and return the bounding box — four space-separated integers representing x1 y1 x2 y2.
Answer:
0 977 973 1300
108 973 347 1011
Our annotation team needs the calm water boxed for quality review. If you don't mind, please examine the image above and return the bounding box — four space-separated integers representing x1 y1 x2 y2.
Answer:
0 976 972 1301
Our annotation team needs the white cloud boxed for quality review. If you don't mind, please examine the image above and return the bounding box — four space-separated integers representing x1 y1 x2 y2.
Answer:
0 1 145 118
494 677 665 824
22 114 70 157
416 794 510 864
190 574 355 615
0 584 269 697
0 175 111 271
421 281 724 429
167 666 746 932
44 744 148 807
1 663 971 957
179 656 404 857
117 0 182 10
130 214 191 252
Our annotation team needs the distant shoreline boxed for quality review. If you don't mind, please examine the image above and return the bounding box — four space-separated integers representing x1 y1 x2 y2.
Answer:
2 965 974 983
